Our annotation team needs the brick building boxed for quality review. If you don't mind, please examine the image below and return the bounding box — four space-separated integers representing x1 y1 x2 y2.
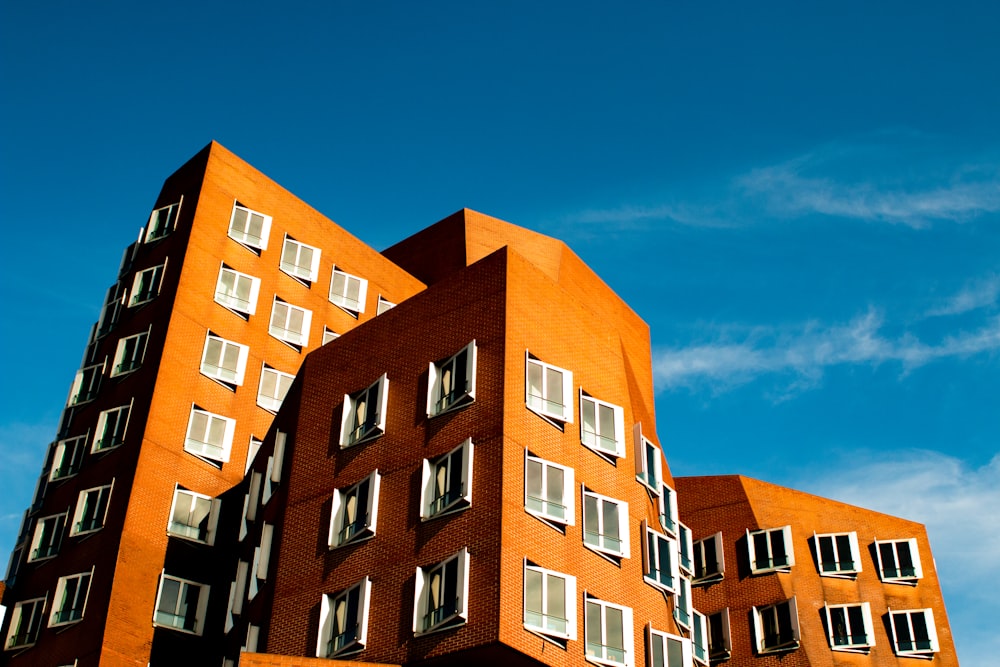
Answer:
1 145 957 667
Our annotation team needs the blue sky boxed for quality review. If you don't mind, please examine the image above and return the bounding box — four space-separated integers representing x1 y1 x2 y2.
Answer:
1 1 996 663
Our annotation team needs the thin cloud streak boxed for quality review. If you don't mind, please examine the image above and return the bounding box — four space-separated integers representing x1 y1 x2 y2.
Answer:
926 274 1000 317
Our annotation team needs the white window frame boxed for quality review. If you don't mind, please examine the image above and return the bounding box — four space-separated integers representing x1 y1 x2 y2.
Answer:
328 470 381 548
28 512 67 562
4 596 47 649
524 452 575 527
92 402 132 453
582 488 629 559
580 392 625 458
70 482 113 536
257 365 295 413
200 334 249 386
97 283 124 336
888 608 939 657
678 523 694 576
145 201 180 242
420 438 474 520
50 434 87 481
642 521 679 593
129 262 167 306
269 298 312 348
322 328 340 345
228 203 272 251
823 602 875 652
693 532 725 584
815 531 862 577
153 573 210 636
747 526 795 574
413 547 470 635
584 594 634 667
215 265 261 316
658 484 679 536
692 611 709 665
279 234 321 282
167 486 221 545
376 295 395 315
246 436 263 475
674 577 692 629
708 609 732 661
184 406 236 464
329 266 368 315
633 423 662 495
317 577 371 657
525 352 574 423
339 374 389 447
751 597 800 654
427 340 478 417
524 561 577 641
49 569 93 627
111 328 149 377
647 625 692 667
875 538 923 584
68 359 105 406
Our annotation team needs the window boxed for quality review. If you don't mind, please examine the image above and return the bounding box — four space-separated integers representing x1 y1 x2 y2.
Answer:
154 574 210 635
228 203 272 251
215 266 261 316
279 235 321 282
257 365 295 412
29 512 67 561
413 547 470 635
317 577 371 657
225 560 249 631
129 263 166 306
876 538 923 584
5 597 46 649
658 484 678 535
889 609 939 657
524 562 577 641
747 526 794 574
678 523 693 575
328 470 381 548
92 403 131 453
583 489 629 559
243 625 260 652
322 328 340 345
643 522 679 593
751 598 800 654
240 472 262 541
815 532 862 577
111 329 148 376
427 340 477 416
329 267 368 315
145 202 180 242
674 577 692 629
68 360 104 405
693 532 724 584
524 453 575 527
708 609 732 661
97 283 124 336
647 626 691 667
822 602 874 652
585 595 634 667
49 434 87 480
526 353 574 423
168 487 220 544
200 334 249 386
339 374 388 447
71 483 112 535
376 296 395 315
269 298 312 348
421 439 474 520
692 611 709 665
50 571 92 626
580 392 625 458
184 406 236 464
633 424 662 495
248 524 274 600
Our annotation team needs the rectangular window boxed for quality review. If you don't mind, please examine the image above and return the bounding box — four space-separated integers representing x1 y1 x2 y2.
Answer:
29 512 67 561
524 453 575 527
708 609 732 661
413 547 470 635
583 489 629 559
329 267 368 315
49 434 87 481
328 470 381 548
5 597 46 649
279 235 321 282
228 203 272 251
129 262 166 306
145 202 180 242
889 609 939 657
154 574 210 635
71 483 112 535
215 266 261 316
647 626 691 667
747 526 795 574
643 522 679 593
257 365 295 412
693 532 725 584
168 487 221 544
339 374 389 447
376 296 395 315
752 598 800 654
524 562 577 641
580 392 625 458
815 532 862 577
678 523 694 575
876 538 923 583
692 611 709 665
68 360 104 405
111 329 149 376
526 353 574 423
427 340 477 416
200 334 249 386
50 570 92 626
674 577 692 629
421 439 474 520
823 602 875 652
317 577 371 657
585 595 634 667
184 406 236 463
633 424 662 495
97 283 124 336
92 402 131 453
658 484 678 536
269 298 312 348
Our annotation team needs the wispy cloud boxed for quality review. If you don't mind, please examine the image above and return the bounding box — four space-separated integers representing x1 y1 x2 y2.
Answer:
926 274 1000 317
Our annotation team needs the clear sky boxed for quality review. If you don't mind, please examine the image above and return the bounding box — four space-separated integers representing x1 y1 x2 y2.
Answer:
1 1 996 663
